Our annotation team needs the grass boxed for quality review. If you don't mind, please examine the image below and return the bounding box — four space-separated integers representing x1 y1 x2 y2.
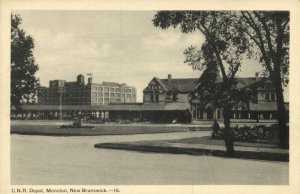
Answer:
95 137 288 161
168 136 279 148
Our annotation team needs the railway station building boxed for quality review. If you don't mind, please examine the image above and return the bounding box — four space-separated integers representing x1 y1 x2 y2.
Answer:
11 73 289 124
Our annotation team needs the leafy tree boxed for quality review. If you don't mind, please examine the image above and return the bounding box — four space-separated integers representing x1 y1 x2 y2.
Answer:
239 11 289 148
11 14 39 108
153 11 250 155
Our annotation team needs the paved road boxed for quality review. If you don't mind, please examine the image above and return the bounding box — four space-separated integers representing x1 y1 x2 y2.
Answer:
11 132 288 185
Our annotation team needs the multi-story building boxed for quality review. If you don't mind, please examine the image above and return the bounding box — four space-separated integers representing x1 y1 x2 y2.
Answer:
14 72 288 124
37 74 136 105
89 81 136 105
143 73 289 123
143 74 198 103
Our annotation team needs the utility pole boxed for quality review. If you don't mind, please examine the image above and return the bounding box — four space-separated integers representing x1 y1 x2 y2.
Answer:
59 87 64 123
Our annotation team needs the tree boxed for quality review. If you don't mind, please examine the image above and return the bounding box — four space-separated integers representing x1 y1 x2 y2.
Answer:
11 14 39 108
153 11 250 155
239 11 289 148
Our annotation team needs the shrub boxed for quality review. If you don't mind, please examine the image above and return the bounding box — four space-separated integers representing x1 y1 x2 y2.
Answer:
211 124 280 144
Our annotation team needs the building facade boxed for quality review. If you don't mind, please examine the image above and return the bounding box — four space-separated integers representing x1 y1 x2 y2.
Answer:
142 74 198 122
13 72 288 124
143 74 198 104
37 74 136 106
190 71 289 123
143 73 289 123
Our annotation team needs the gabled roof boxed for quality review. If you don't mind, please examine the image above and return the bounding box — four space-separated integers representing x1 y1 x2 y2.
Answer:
160 78 199 93
143 77 168 92
195 69 268 90
143 77 198 93
235 77 265 89
154 77 169 91
195 69 223 89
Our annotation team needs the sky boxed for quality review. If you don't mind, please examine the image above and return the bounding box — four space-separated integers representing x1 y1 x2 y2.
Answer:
14 11 288 102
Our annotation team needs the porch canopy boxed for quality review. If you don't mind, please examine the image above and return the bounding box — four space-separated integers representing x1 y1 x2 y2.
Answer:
11 102 191 112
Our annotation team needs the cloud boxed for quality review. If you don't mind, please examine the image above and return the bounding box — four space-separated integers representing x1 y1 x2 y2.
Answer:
141 28 205 50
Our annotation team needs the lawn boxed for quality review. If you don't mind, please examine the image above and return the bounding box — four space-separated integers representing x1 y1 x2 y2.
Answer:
168 136 279 148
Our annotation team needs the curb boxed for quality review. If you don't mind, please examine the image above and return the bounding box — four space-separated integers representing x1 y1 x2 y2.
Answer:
94 143 289 162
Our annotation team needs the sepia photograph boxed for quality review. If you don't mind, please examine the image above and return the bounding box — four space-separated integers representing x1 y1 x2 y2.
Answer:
1 1 300 194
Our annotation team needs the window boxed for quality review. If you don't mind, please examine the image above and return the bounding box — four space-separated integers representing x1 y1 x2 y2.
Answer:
271 93 276 101
266 93 270 101
150 94 154 102
217 109 221 119
155 95 159 102
104 87 109 92
166 94 171 100
116 88 120 92
104 93 109 97
172 94 178 101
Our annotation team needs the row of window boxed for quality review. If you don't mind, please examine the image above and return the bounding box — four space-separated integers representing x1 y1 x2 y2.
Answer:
265 93 276 101
93 96 135 101
92 98 135 104
40 87 136 94
91 86 135 93
193 109 221 119
148 85 161 90
91 92 135 98
38 101 91 105
150 94 159 102
148 94 178 102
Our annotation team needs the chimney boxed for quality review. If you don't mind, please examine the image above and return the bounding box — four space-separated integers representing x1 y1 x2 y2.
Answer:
168 74 172 83
88 77 92 85
255 72 259 81
77 74 85 86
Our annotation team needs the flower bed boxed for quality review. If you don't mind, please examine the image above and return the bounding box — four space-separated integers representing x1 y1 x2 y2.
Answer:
59 125 95 129
212 123 280 144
